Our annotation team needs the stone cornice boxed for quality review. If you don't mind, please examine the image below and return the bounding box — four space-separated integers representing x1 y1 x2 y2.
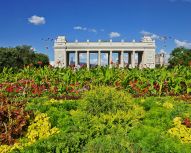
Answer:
54 46 155 50
54 42 155 50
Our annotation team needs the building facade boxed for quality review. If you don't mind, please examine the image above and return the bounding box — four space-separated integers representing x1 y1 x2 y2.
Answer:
155 53 165 66
54 36 156 68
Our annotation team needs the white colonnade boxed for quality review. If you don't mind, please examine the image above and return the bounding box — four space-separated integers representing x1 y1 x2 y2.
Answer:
54 36 156 68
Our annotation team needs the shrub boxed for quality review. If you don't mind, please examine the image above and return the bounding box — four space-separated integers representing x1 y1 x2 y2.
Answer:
0 94 33 146
82 86 133 116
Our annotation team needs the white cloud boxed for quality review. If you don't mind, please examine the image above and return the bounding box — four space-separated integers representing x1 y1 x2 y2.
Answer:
30 47 36 51
89 28 97 33
73 26 98 33
109 32 121 38
174 39 191 48
160 49 167 54
79 53 87 60
140 30 160 40
73 26 87 31
140 30 151 36
28 15 46 25
102 53 109 65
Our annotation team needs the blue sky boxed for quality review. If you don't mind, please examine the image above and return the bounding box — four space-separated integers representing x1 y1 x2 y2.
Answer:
0 0 191 61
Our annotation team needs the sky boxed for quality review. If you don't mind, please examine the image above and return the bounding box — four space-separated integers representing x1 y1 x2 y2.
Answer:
0 0 191 62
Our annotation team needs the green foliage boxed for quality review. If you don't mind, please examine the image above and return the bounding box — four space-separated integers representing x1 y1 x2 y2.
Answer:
2 66 191 98
0 113 59 153
18 87 191 153
82 87 132 115
83 135 130 153
169 47 191 67
19 87 146 152
33 53 49 68
0 46 49 72
1 67 191 152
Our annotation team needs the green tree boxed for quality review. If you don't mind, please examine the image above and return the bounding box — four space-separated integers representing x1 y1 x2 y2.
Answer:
0 45 49 72
15 45 36 65
168 47 191 67
34 53 49 67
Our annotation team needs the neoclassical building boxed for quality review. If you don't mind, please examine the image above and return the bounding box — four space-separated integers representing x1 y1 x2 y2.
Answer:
54 36 156 68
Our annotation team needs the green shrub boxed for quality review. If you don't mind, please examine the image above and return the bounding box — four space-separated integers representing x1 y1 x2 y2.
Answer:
82 86 133 116
83 135 130 153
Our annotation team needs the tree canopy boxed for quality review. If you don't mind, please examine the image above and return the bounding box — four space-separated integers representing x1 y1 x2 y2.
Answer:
0 45 49 71
168 47 191 67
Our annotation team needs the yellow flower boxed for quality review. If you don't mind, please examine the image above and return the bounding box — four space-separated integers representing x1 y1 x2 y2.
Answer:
168 117 191 143
163 102 173 109
0 113 60 153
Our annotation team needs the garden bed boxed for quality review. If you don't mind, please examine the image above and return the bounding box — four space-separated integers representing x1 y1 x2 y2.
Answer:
1 66 191 152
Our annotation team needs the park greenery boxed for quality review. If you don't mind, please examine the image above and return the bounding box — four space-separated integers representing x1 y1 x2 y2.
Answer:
1 65 191 152
0 46 49 72
1 46 191 152
168 47 191 67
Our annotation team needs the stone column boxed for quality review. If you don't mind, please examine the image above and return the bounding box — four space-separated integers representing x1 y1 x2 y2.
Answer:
121 51 124 68
63 51 67 67
75 51 78 67
98 50 101 66
143 50 147 68
131 51 135 68
87 50 90 69
142 51 144 65
160 53 164 66
109 50 113 68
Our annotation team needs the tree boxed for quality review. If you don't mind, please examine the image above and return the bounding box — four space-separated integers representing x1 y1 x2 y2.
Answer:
168 47 191 67
0 45 49 72
15 45 36 66
34 53 49 67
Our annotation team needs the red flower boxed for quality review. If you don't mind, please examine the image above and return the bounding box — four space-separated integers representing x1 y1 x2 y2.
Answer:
70 89 75 93
6 86 14 93
37 61 43 65
183 118 191 128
